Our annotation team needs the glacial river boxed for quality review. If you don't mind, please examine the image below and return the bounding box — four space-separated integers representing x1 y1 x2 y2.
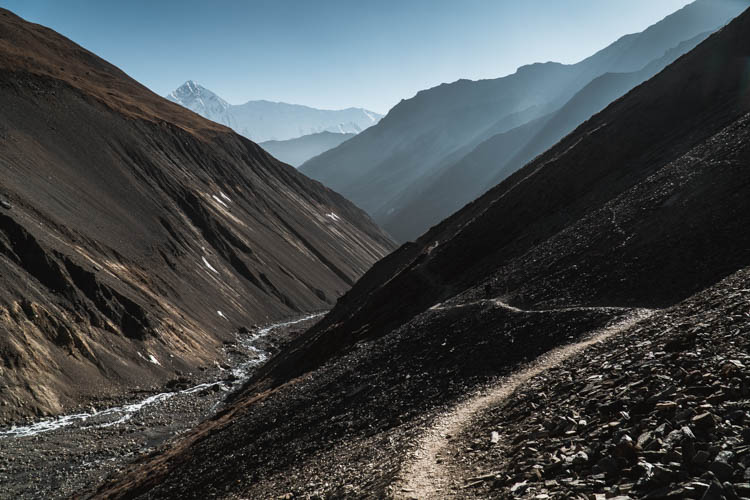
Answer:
0 312 325 439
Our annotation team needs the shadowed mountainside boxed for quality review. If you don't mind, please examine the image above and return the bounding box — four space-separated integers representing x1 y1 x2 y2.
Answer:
382 30 715 241
0 8 395 423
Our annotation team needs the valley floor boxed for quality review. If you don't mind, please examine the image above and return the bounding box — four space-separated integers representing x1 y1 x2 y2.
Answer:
0 314 323 500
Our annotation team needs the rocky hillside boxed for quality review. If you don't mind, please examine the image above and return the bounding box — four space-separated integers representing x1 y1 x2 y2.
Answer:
442 265 750 499
301 0 749 241
0 9 395 423
90 5 750 499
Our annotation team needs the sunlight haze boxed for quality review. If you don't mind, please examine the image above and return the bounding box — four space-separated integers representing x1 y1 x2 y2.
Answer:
3 0 693 113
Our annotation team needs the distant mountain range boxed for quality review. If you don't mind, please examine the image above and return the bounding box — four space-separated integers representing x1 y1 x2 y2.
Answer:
166 81 382 143
301 0 750 242
259 132 356 167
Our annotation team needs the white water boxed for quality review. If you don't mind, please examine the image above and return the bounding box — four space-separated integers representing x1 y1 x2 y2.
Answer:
0 312 326 439
230 312 325 379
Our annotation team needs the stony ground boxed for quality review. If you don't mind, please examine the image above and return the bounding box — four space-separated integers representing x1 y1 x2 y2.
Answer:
432 268 750 499
90 299 630 499
394 309 655 499
85 270 750 499
0 314 322 500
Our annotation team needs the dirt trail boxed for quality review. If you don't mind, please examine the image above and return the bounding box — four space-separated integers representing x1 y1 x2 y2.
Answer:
430 297 632 315
394 307 655 499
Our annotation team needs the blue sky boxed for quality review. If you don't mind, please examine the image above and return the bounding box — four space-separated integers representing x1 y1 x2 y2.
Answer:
3 0 693 114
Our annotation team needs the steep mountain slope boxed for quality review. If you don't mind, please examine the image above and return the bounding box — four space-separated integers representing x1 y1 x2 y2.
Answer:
0 9 395 422
259 131 355 167
92 6 750 498
301 0 748 241
167 81 382 142
381 30 713 241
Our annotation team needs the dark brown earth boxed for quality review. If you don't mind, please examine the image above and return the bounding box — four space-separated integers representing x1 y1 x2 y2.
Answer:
0 8 395 423
88 7 750 500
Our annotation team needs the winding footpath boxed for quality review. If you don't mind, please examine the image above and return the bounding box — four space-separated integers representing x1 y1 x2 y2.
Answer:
395 306 655 499
430 297 633 315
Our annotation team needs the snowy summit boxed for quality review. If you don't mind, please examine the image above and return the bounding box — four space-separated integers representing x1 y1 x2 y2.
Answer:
166 81 382 142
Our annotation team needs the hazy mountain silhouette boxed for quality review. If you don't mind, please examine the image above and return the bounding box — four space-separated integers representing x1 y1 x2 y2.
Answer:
381 30 714 240
167 81 382 142
259 131 356 167
301 0 749 241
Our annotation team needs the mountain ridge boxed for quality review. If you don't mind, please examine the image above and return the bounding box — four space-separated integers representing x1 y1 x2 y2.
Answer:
259 131 356 167
301 0 749 241
380 28 717 242
166 81 382 142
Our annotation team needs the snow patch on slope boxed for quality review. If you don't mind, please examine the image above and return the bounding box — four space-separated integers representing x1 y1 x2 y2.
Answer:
202 256 219 274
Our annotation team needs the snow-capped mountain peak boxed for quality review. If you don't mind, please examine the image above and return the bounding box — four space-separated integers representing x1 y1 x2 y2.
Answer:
166 82 382 142
166 80 231 120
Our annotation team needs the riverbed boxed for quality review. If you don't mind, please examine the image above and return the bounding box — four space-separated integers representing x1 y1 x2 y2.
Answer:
0 312 324 499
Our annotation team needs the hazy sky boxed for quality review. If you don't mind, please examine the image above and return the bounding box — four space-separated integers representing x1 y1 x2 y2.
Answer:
3 0 694 114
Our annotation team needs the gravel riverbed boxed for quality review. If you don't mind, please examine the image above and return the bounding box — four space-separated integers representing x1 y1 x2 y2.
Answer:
0 313 324 500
